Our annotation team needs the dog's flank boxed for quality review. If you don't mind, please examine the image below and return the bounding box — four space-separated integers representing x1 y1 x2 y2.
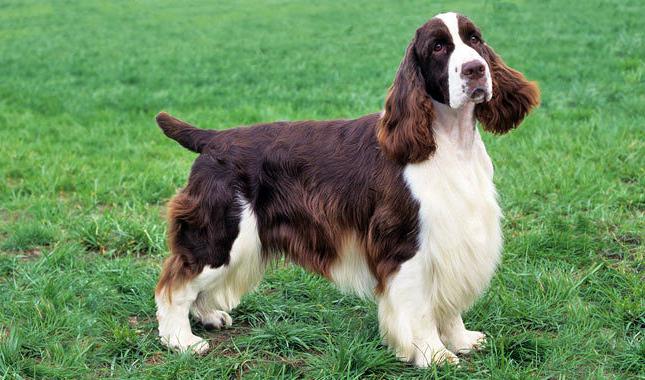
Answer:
153 11 539 367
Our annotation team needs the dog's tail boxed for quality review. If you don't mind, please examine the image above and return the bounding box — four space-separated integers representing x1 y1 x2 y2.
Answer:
155 112 217 153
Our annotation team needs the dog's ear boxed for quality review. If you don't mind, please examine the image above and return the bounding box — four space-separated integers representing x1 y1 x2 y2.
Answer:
377 35 435 164
475 44 540 133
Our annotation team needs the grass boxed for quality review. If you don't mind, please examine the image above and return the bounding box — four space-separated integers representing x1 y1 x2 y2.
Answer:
0 0 643 378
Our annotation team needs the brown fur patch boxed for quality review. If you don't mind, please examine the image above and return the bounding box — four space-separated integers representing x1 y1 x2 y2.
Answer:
377 35 436 164
475 44 540 133
155 193 208 301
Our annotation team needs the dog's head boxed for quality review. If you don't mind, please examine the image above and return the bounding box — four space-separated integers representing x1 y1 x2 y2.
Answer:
377 12 540 164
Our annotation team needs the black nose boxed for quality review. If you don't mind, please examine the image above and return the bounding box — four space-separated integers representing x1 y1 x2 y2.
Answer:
461 61 485 80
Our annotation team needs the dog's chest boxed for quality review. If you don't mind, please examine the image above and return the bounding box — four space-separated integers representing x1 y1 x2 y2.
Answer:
404 133 502 313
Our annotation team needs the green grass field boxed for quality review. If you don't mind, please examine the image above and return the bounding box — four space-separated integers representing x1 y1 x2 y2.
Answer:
1 0 643 378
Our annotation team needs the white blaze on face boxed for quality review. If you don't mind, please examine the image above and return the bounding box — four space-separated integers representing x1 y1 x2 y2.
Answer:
435 12 493 109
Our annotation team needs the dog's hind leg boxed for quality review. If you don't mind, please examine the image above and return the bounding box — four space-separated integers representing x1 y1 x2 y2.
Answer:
155 190 256 354
155 259 225 354
190 201 266 330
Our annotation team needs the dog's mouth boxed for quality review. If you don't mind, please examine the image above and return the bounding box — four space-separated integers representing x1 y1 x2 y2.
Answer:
469 87 487 103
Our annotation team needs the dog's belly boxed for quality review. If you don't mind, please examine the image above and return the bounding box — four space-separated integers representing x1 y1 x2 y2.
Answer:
329 233 377 298
404 135 502 316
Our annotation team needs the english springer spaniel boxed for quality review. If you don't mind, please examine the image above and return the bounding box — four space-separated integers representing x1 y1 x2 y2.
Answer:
154 12 539 366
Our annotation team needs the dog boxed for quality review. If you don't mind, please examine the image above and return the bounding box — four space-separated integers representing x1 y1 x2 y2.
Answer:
153 11 539 367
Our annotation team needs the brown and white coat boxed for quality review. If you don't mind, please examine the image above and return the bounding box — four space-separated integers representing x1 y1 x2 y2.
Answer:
153 12 539 366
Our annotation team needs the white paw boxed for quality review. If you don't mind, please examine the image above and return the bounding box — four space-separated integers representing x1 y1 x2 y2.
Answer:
161 334 210 355
413 347 460 367
200 310 233 330
449 330 486 354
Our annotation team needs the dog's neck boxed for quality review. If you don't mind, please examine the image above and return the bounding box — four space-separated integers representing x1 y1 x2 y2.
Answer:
431 100 478 151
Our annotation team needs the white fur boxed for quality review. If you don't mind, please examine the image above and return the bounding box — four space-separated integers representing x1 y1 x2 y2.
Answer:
378 101 502 366
155 266 223 354
329 233 376 299
156 199 265 353
435 12 493 109
378 251 460 366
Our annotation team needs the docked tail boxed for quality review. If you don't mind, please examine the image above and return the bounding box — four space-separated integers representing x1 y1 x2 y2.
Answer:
155 112 218 153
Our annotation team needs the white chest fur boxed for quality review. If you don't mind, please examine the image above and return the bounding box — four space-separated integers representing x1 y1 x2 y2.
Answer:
403 109 502 318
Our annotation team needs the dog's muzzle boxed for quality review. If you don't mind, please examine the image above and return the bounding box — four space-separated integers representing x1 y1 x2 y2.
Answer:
461 60 489 103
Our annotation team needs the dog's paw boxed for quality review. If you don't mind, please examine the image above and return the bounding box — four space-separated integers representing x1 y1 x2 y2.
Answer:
200 310 233 330
161 334 210 355
449 330 486 354
412 347 460 367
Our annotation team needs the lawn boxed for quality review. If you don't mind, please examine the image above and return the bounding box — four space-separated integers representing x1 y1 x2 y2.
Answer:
0 0 643 378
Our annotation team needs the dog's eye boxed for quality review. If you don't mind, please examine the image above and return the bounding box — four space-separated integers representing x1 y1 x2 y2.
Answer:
470 34 481 44
433 42 444 52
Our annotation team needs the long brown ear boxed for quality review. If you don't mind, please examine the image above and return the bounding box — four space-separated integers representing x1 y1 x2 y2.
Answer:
475 44 540 133
377 38 435 164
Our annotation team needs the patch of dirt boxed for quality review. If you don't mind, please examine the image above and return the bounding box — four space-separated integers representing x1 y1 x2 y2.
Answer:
229 351 308 379
19 248 42 260
0 209 21 223
204 322 253 354
128 315 156 337
601 249 623 260
128 316 139 327
144 352 164 365
615 233 641 247
2 246 44 260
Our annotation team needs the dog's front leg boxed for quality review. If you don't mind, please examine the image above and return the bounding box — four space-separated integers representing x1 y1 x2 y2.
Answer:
377 256 459 367
439 314 486 354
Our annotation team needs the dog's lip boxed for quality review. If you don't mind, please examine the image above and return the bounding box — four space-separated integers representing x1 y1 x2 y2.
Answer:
469 88 487 103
